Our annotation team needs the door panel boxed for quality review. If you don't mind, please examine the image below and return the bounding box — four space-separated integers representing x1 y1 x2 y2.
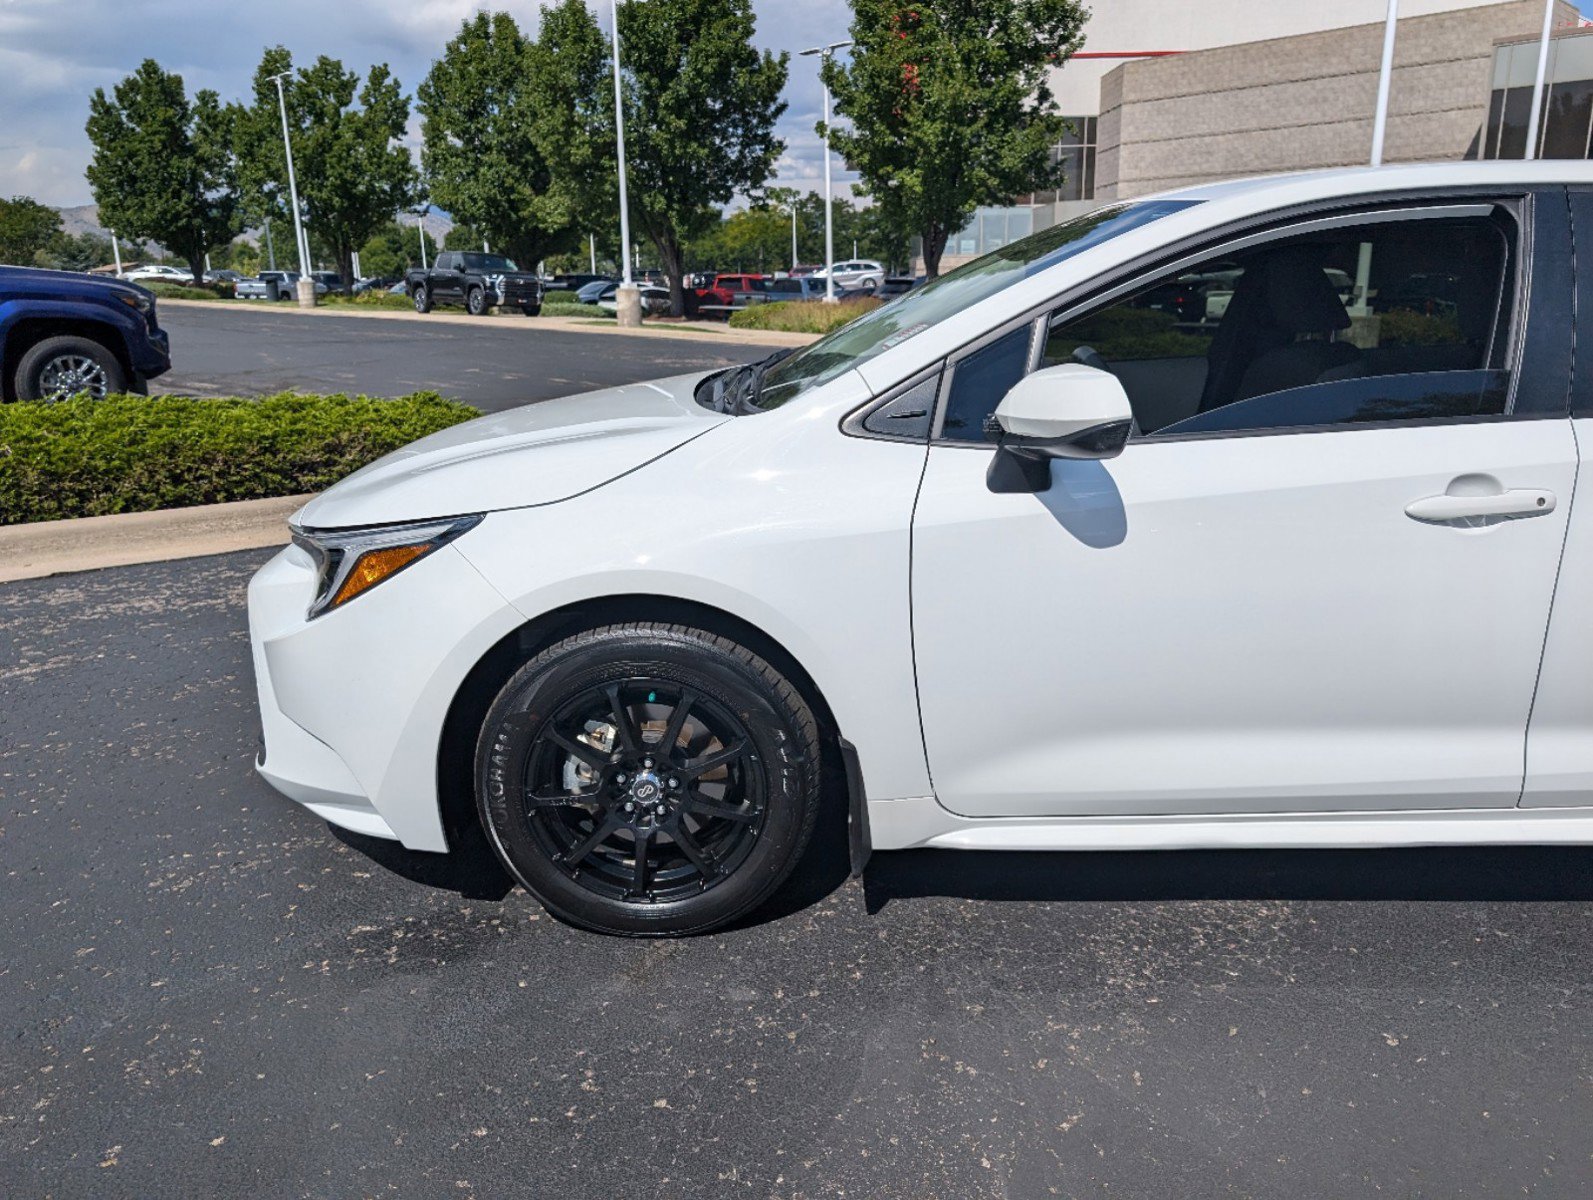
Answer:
912 420 1576 818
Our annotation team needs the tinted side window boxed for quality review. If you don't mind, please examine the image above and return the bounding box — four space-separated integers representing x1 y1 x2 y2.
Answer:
939 325 1033 442
1046 213 1513 437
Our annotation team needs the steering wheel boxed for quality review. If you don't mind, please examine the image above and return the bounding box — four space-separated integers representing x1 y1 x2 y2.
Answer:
1071 345 1108 372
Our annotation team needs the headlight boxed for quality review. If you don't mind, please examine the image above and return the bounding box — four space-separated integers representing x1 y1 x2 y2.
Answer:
291 514 483 619
118 289 154 315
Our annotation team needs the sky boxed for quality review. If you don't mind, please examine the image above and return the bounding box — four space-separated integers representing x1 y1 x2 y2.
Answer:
0 0 860 210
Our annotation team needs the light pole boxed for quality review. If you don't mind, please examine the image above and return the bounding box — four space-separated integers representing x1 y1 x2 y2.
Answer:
801 41 852 303
609 0 642 326
267 71 316 307
1369 0 1398 166
110 230 122 276
413 205 430 271
791 203 799 273
1524 0 1557 160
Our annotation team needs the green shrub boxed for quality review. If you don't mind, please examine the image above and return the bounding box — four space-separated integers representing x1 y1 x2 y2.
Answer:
142 280 235 301
729 298 880 334
0 391 476 525
321 290 413 310
540 296 602 318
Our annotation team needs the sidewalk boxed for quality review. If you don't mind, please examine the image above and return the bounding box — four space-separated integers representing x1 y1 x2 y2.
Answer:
0 494 307 584
158 298 821 348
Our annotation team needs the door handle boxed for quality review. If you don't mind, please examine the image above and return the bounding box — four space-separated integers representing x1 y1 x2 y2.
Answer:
1405 488 1556 525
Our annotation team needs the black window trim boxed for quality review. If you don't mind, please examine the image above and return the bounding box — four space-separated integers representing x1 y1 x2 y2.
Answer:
919 189 1549 449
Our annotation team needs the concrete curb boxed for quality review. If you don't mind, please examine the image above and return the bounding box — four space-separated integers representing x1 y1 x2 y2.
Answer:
157 298 822 348
0 494 308 584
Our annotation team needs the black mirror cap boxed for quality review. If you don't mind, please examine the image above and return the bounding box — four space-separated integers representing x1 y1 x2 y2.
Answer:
985 419 1131 494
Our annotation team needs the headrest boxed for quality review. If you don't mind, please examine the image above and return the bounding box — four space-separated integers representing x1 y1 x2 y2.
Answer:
1249 247 1352 336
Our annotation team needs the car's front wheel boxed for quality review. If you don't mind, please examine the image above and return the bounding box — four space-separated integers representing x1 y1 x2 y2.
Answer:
466 286 488 316
14 335 126 402
475 623 822 936
412 284 432 314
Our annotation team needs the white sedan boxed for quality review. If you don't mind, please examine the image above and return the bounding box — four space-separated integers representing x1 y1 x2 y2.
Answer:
250 160 1593 936
119 264 191 284
811 259 885 291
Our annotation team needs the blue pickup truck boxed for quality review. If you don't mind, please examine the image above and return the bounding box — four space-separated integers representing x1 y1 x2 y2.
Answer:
0 266 172 401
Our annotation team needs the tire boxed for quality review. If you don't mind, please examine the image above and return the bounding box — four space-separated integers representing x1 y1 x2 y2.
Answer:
412 284 432 314
475 622 823 936
15 335 126 402
466 286 488 316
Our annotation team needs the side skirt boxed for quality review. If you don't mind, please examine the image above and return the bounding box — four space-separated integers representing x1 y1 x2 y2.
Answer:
867 795 1593 853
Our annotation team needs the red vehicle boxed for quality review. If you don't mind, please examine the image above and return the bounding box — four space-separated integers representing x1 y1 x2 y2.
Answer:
693 272 772 312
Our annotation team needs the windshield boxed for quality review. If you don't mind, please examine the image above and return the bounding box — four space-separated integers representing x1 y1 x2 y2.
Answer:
461 253 519 272
754 200 1199 409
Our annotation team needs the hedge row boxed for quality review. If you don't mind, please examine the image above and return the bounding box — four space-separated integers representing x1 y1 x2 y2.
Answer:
0 391 476 525
729 297 881 334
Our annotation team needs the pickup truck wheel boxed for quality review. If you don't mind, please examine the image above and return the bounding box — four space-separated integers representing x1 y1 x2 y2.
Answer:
412 284 433 314
15 336 126 402
519 304 541 318
466 286 488 316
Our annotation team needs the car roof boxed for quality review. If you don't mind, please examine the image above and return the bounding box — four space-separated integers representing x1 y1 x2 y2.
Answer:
1153 159 1593 205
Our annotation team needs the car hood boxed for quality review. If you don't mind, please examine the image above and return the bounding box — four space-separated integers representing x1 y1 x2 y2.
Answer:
294 371 729 529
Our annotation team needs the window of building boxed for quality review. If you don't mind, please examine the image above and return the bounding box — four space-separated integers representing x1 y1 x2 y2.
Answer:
1484 35 1593 160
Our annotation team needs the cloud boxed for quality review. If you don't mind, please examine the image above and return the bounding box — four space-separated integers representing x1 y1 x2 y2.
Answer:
0 0 858 208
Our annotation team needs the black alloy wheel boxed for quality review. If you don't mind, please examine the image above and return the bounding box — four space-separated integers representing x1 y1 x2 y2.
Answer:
476 623 822 936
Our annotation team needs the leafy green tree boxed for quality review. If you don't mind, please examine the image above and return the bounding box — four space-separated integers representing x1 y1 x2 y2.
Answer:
84 61 241 282
535 0 787 314
237 48 418 292
44 231 114 272
526 1 621 256
824 0 1086 277
443 223 487 252
419 12 573 271
0 196 64 266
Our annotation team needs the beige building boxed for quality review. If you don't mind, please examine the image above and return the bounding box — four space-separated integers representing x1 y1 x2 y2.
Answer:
932 0 1590 271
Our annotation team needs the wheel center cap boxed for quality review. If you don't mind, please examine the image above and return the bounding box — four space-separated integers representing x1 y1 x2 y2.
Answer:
628 771 663 805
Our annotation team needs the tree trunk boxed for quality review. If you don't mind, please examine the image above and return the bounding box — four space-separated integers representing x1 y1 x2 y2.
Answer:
186 252 206 286
921 224 949 280
658 235 687 318
335 242 355 295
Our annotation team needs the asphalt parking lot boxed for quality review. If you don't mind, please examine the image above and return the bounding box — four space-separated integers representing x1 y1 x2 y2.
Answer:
152 304 778 412
4 550 1593 1198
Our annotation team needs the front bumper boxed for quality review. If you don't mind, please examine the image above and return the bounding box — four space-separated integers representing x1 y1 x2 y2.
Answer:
246 536 524 851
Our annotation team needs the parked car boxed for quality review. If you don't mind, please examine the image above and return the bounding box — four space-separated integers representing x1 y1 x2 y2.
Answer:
118 264 190 284
596 283 671 316
204 268 244 284
249 161 1593 938
353 276 400 295
810 259 885 291
311 271 344 293
575 279 615 305
696 273 777 316
407 251 543 316
1 266 170 401
544 274 611 295
875 276 923 299
236 271 306 300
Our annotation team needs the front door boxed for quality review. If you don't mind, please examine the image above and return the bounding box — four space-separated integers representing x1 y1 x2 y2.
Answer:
911 197 1576 819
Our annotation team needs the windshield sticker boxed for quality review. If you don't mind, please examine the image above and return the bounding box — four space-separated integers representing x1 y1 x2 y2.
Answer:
880 322 932 350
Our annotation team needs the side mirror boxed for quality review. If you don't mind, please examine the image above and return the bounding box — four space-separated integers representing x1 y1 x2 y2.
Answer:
987 364 1134 493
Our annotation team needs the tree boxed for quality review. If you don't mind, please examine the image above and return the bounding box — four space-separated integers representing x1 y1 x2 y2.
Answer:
537 0 788 315
84 60 241 283
444 223 486 252
44 231 114 272
824 0 1086 277
0 196 64 266
419 12 573 272
237 48 418 292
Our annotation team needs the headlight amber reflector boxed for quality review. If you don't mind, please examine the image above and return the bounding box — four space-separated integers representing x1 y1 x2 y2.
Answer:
292 514 483 619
